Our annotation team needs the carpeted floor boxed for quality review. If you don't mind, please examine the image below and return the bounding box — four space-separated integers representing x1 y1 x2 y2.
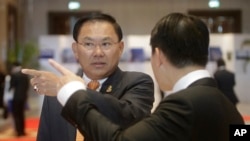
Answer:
244 115 250 124
0 115 249 141
0 118 39 141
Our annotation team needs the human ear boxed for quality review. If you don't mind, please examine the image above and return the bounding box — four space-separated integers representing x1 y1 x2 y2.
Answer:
154 48 162 67
72 42 79 60
118 41 124 55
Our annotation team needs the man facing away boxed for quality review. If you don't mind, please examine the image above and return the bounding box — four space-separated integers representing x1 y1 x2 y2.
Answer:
214 58 239 105
23 13 244 141
9 62 30 136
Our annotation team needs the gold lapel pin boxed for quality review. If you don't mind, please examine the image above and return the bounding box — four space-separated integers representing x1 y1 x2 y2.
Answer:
106 85 112 93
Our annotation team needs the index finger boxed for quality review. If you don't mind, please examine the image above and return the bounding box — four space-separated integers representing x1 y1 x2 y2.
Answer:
22 69 41 77
48 59 74 75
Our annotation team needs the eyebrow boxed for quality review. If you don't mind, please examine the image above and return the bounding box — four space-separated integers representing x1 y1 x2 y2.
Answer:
81 37 116 42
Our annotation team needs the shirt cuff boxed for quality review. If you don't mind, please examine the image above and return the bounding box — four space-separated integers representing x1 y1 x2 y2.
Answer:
57 81 86 106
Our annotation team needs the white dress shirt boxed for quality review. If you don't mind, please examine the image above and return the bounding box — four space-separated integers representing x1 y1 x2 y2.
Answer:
164 70 211 98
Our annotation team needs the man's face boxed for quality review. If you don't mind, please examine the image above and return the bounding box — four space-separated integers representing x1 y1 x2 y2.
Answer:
72 21 124 80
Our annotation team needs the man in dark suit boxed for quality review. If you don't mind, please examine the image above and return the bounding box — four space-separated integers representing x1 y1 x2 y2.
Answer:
25 13 154 141
0 61 8 119
23 12 245 141
9 62 30 136
214 58 239 105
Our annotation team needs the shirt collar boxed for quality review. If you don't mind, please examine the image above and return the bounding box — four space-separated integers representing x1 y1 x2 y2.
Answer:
83 74 107 91
172 69 211 94
218 66 226 70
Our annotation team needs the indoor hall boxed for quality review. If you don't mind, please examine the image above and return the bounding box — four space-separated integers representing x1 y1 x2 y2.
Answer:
1 0 250 140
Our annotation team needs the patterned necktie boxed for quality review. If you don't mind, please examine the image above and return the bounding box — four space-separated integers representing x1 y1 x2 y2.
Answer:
87 80 100 90
75 80 100 141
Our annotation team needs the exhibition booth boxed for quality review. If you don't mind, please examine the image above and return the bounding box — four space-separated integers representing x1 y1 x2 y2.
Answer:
38 33 250 111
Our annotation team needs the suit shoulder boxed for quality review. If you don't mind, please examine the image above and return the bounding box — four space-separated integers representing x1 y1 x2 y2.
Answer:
123 71 152 80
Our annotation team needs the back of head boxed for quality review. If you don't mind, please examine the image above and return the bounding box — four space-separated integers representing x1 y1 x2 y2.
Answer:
73 12 123 42
150 13 209 68
216 58 225 67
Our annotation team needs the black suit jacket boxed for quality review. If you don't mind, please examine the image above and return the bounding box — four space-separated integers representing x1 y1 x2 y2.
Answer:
9 71 30 101
0 72 6 108
214 69 239 105
62 78 244 141
37 67 154 141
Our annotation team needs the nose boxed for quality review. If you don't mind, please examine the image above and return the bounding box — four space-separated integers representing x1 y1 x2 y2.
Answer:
93 45 104 56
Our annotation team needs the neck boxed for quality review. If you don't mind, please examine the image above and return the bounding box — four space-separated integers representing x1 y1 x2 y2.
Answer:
162 65 205 91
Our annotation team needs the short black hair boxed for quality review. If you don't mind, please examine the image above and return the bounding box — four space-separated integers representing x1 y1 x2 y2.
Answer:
73 12 123 42
216 58 225 67
12 61 21 67
150 13 209 68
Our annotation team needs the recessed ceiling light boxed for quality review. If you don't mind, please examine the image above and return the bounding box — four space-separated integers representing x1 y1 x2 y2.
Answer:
208 0 220 8
68 1 80 10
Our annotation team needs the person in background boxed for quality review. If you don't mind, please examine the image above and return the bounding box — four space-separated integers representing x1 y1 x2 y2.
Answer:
24 12 154 141
9 62 30 137
0 61 8 119
23 12 244 141
214 58 239 105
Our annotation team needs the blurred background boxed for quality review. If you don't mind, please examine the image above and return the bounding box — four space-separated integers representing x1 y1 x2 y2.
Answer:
0 0 250 140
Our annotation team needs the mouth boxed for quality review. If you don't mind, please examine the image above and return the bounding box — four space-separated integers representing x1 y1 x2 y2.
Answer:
92 62 106 68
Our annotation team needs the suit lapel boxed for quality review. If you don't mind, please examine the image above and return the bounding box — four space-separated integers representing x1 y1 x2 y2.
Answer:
80 67 123 94
100 67 123 94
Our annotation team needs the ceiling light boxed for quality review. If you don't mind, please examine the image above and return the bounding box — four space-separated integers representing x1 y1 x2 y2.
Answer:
68 1 80 10
208 0 220 8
